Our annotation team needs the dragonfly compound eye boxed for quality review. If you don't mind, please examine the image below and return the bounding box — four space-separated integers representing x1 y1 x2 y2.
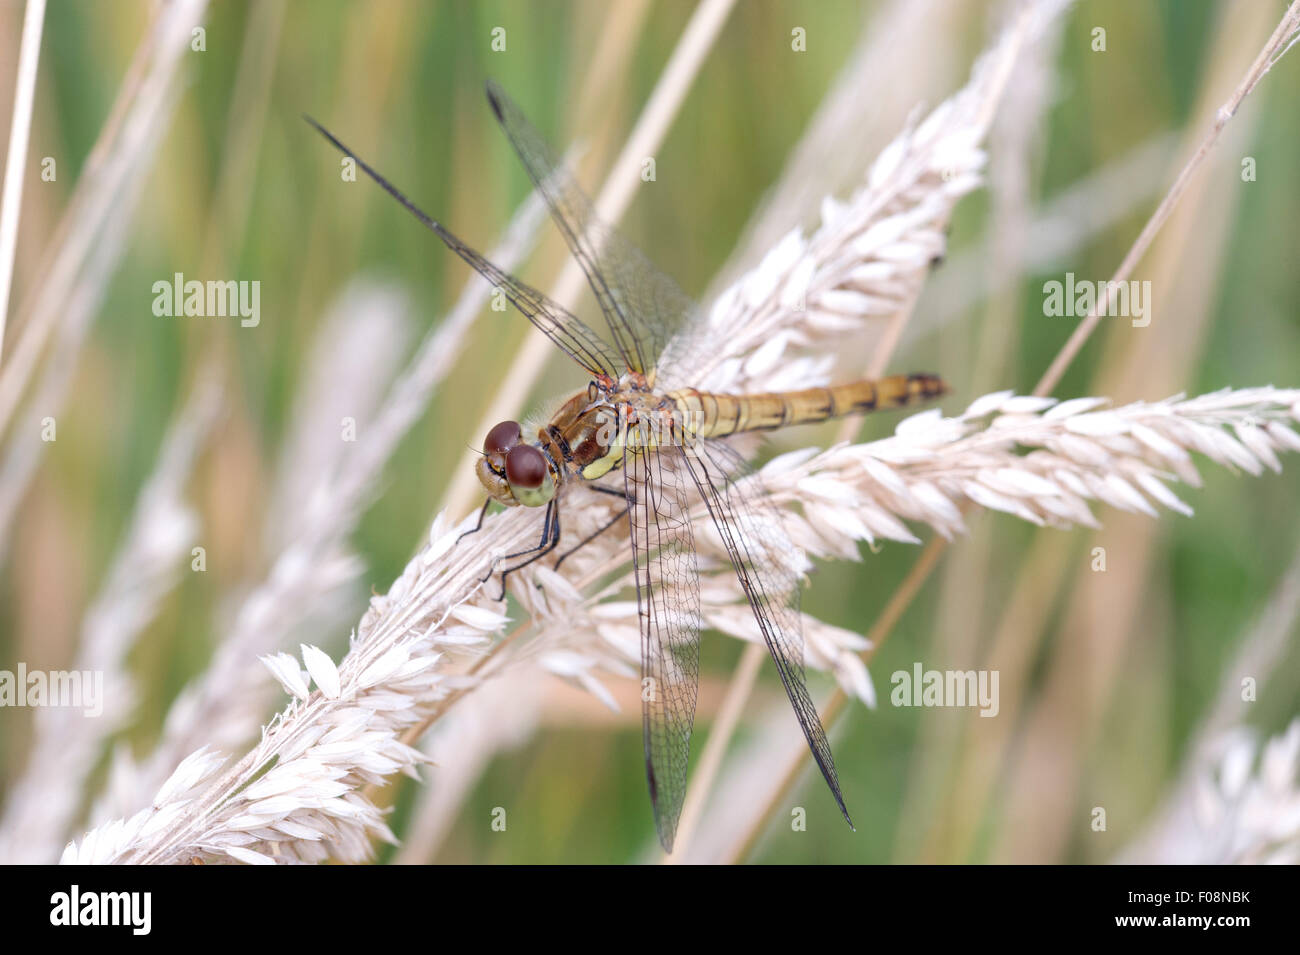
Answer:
484 420 523 455
504 445 555 506
505 444 547 488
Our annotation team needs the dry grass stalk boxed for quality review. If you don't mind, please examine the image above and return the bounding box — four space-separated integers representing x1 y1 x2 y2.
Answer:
0 0 47 363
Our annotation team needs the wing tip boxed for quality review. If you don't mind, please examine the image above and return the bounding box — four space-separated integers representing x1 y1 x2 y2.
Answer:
833 788 855 831
302 113 349 158
652 810 678 854
485 78 506 121
647 750 688 853
301 112 326 138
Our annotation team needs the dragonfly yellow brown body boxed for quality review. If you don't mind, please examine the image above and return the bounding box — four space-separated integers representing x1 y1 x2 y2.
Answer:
478 371 948 509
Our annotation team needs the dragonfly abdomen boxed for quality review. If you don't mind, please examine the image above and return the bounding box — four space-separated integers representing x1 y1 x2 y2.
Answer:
670 373 946 439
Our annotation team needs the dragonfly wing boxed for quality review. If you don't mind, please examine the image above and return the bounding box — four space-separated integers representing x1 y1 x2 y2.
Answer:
682 438 853 830
427 235 623 380
625 444 701 852
304 115 622 379
486 81 697 377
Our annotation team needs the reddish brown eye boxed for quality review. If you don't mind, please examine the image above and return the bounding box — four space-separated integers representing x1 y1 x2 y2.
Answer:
484 420 522 455
505 444 547 489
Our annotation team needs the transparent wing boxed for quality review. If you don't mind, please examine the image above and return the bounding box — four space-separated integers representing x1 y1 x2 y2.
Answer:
426 234 623 380
486 81 698 377
682 438 853 829
624 444 701 852
305 115 622 379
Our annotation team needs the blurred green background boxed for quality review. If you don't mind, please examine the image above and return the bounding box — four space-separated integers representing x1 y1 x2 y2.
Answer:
1 0 1298 863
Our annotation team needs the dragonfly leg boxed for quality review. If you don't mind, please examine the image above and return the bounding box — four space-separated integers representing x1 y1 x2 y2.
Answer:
554 508 623 571
489 500 561 600
456 498 492 544
552 485 635 571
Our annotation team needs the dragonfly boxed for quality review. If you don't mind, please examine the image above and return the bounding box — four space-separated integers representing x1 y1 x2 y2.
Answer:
307 81 946 853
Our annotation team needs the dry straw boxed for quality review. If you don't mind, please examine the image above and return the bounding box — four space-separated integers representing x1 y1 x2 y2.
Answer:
0 0 47 362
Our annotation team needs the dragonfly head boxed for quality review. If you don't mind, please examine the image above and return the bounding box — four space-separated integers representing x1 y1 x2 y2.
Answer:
477 420 557 508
